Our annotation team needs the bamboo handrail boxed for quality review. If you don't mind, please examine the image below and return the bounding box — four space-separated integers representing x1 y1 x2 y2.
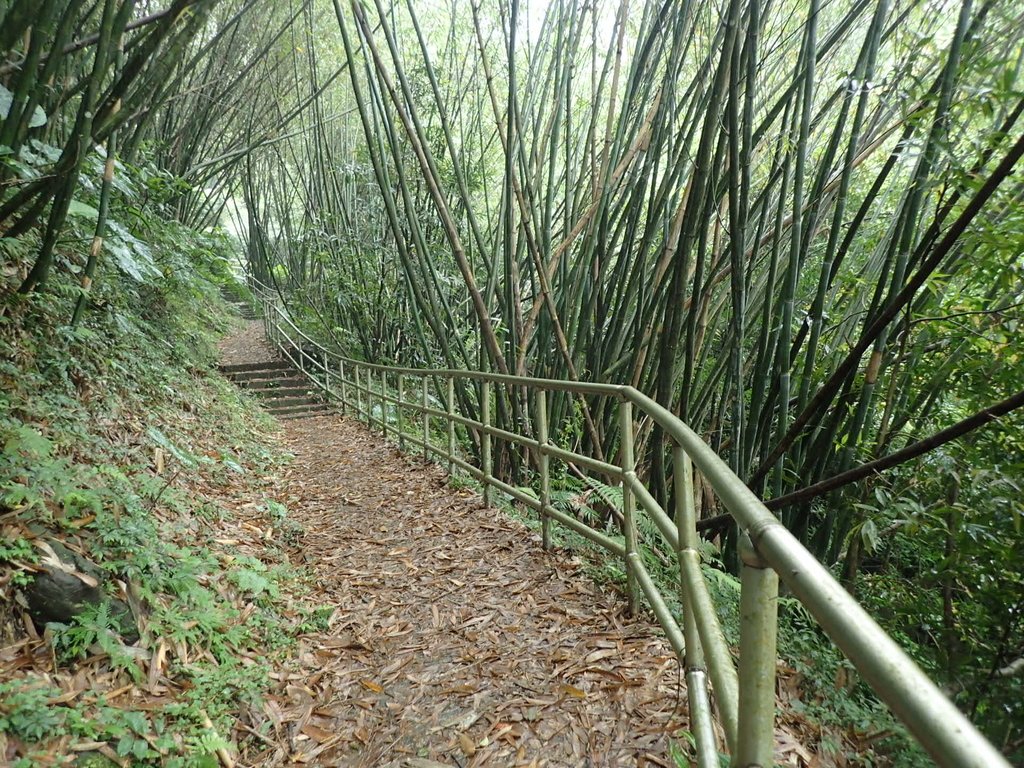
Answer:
250 279 1010 768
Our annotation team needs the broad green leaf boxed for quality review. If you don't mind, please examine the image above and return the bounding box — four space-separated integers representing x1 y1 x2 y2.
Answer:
0 84 47 128
146 426 197 468
107 221 161 283
67 199 100 220
3 425 53 459
234 568 270 596
223 458 245 473
860 519 879 553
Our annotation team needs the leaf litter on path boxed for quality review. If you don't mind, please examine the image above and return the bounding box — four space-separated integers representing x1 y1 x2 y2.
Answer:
222 321 816 767
251 408 688 766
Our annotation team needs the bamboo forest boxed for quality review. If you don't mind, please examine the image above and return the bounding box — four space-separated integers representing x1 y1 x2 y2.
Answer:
2 0 1023 765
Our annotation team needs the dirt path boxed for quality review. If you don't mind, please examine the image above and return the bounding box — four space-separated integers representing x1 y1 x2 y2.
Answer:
220 323 689 766
274 416 689 767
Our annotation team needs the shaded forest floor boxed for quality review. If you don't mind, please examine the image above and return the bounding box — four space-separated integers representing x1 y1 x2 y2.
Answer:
220 322 686 766
218 322 813 767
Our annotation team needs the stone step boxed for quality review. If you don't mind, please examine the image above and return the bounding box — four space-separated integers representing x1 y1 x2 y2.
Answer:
277 409 333 420
228 367 301 383
250 386 317 399
221 352 333 420
220 360 291 374
219 285 260 317
262 395 323 409
245 378 311 392
267 402 332 417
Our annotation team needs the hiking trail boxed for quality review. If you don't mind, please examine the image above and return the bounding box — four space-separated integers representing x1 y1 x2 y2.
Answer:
218 321 700 767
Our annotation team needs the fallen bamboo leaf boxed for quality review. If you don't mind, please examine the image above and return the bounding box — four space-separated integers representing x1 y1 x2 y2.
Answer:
458 731 476 756
300 722 336 743
559 684 587 699
34 541 99 587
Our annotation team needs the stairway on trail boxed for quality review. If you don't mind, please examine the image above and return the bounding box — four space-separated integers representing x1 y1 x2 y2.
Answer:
220 359 330 419
220 283 260 320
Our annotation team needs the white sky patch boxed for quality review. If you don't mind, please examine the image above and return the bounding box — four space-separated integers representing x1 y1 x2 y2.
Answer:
520 0 619 50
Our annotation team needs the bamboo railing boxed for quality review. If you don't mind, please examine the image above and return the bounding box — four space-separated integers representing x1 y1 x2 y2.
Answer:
251 280 1009 768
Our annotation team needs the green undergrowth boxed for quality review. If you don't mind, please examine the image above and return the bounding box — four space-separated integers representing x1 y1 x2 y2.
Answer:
0 213 311 765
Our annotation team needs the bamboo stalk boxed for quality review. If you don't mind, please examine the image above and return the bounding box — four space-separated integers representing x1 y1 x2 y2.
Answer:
339 359 347 415
481 380 491 506
422 377 429 460
447 377 456 473
673 448 720 767
735 534 779 767
619 400 638 614
397 373 405 450
537 389 552 550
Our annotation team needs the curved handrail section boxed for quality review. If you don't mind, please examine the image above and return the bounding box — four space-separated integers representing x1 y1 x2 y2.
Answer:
249 278 1009 768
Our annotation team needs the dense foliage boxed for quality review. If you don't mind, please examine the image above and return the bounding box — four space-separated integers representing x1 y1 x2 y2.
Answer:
232 0 1024 759
2 0 1022 763
0 172 316 766
0 16 317 759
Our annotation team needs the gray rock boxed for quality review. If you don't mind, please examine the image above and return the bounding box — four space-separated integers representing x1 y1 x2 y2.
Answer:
24 540 103 625
23 539 139 644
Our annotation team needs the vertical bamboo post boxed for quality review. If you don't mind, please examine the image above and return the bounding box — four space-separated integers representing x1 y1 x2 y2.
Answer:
372 368 379 429
364 367 370 424
368 369 375 431
339 359 347 415
397 373 405 450
447 377 456 472
537 389 551 550
735 533 779 767
674 447 720 768
372 369 378 432
323 356 331 398
619 400 639 615
481 380 491 506
422 377 430 460
379 370 388 439
355 364 363 421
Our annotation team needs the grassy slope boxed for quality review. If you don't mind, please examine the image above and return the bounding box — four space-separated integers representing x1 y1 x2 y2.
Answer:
0 221 317 767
